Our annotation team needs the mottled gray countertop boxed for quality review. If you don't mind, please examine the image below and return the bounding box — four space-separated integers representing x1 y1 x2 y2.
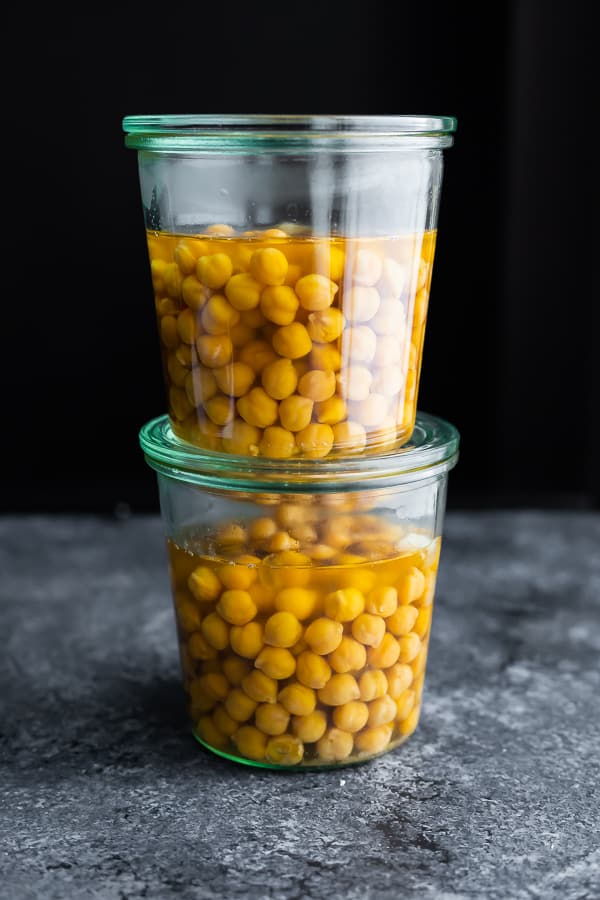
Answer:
1 512 599 900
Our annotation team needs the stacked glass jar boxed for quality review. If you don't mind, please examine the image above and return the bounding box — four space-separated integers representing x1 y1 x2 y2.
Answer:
124 115 459 769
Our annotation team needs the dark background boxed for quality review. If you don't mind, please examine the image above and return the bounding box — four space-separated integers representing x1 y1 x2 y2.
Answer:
4 2 597 514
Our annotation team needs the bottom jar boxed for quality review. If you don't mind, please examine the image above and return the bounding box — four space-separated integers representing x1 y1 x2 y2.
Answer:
140 412 459 768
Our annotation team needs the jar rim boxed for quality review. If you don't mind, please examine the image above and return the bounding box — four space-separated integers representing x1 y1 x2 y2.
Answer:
123 114 457 153
139 412 459 493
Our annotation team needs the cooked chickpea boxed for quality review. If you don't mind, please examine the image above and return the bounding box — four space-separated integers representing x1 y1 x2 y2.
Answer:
241 669 278 704
295 651 332 689
397 566 426 604
222 655 251 686
200 612 230 650
306 308 345 344
229 321 256 348
354 724 393 755
323 588 365 623
230 621 265 659
177 598 202 633
176 308 199 345
358 669 388 701
371 366 405 398
233 725 267 761
255 702 290 736
204 394 235 427
189 678 217 713
260 285 299 325
298 369 336 402
296 423 334 458
366 585 398 618
182 275 210 311
196 672 230 703
333 701 369 733
261 358 298 400
352 248 383 286
385 663 413 699
248 582 275 615
196 715 228 750
224 272 263 310
316 728 354 762
310 343 342 374
224 688 258 723
215 523 247 547
413 606 432 639
317 673 360 706
248 516 278 542
265 532 300 553
410 643 428 678
272 322 312 359
237 387 279 428
332 421 367 452
295 273 338 311
337 366 372 402
345 286 380 322
221 419 261 456
188 631 217 661
216 589 257 626
255 646 297 680
184 367 218 407
367 695 397 728
314 396 347 425
291 709 327 743
264 734 304 766
264 611 303 648
196 334 233 368
188 566 222 603
169 387 193 421
387 604 419 637
351 613 386 648
278 683 316 717
218 562 257 591
274 587 318 620
204 223 235 236
238 338 277 372
343 325 377 363
367 633 401 669
160 315 179 349
259 426 296 459
213 704 239 737
304 618 343 655
163 263 183 299
249 247 288 286
328 636 367 674
350 394 389 428
395 688 416 722
175 342 197 368
398 706 420 736
398 633 422 664
279 395 314 432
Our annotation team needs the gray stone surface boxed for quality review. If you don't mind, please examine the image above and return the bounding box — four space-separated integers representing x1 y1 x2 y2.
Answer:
1 512 599 900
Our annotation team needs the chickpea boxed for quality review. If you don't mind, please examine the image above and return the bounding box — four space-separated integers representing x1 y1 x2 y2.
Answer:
371 366 405 399
398 706 420 736
337 366 372 402
222 655 251 686
298 369 336 403
258 426 296 459
368 633 401 669
367 695 397 728
343 325 377 363
296 423 334 459
387 604 419 637
213 705 239 737
328 636 367 674
261 358 298 400
307 308 345 343
380 257 407 298
345 286 380 322
274 587 318 620
385 663 413 699
295 273 338 311
264 611 303 649
255 702 290 736
292 709 327 744
176 308 199 345
265 552 312 589
188 566 222 603
395 688 416 722
310 342 342 372
196 334 233 369
260 285 299 325
175 342 197 369
255 647 297 680
324 588 365 623
188 631 217 661
358 669 388 702
204 394 235 427
410 644 428 679
199 295 240 336
238 338 278 373
204 223 235 235
233 725 267 761
332 421 367 453
215 523 247 548
221 419 261 456
200 612 230 650
279 395 314 432
397 567 426 604
333 700 369 734
196 672 230 703
398 633 422 664
224 688 258 723
365 585 398 618
284 263 303 286
241 669 278 704
370 297 406 338
413 606 432 640
351 613 386 648
354 724 393 755
156 297 178 317
295 651 332 690
317 673 360 706
160 315 179 349
237 387 279 429
230 621 265 659
248 583 275 615
216 589 257 626
316 728 354 762
182 275 210 311
229 321 256 348
352 248 383 286
184 367 218 407
304 618 343 655
196 715 228 750
164 263 183 299
265 734 304 766
265 532 300 553
189 678 217 714
250 247 288 285
169 387 193 421
314 396 347 425
278 683 317 717
272 322 313 359
248 516 278 542
224 272 263 310
218 561 257 591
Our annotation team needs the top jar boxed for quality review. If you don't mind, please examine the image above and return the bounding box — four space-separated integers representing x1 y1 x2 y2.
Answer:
123 115 457 459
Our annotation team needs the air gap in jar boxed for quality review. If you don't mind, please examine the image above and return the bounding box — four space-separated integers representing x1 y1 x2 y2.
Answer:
139 410 459 769
124 115 457 458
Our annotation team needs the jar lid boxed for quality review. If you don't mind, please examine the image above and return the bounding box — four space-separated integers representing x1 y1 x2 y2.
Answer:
139 413 459 493
123 114 457 154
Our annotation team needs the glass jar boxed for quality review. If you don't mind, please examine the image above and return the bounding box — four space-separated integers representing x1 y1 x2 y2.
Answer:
140 411 459 769
124 115 456 459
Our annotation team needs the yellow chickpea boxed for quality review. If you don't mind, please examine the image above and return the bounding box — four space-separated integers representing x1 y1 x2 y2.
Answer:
169 387 193 421
324 588 365 623
306 308 345 343
328 636 367 674
397 567 426 605
310 341 342 372
295 273 338 311
398 633 422 664
410 644 428 679
316 728 354 762
200 612 230 650
298 369 336 403
317 673 360 706
233 725 267 761
265 734 304 766
241 669 278 704
255 646 297 680
229 621 265 659
222 655 251 686
184 368 217 407
278 683 316 717
224 272 263 310
250 247 288 285
237 340 276 375
314 396 347 425
229 321 256 348
296 423 334 458
156 297 178 317
279 395 314 432
333 700 369 733
214 363 255 398
395 688 416 722
203 394 234 427
255 702 290 736
367 695 397 728
265 532 300 554
188 566 222 603
385 663 413 699
189 678 217 713
224 688 258 723
196 334 233 369
259 285 299 325
196 672 230 703
216 589 257 626
217 562 256 592
351 613 386 648
248 516 278 542
181 275 210 312
175 239 202 275
196 715 228 750
215 523 247 548
358 669 388 701
264 611 303 648
204 223 235 236
413 606 432 640
196 253 234 290
398 705 420 736
354 724 393 755
213 704 239 737
188 631 217 661
295 651 332 690
163 263 183 299
291 709 327 743
200 294 240 336
274 588 318 620
177 598 202 633
176 307 199 345
160 315 179 349
221 419 261 456
263 551 312 589
272 322 312 359
365 585 398 618
261 358 298 401
237 387 279 428
387 605 419 637
151 257 168 291
175 342 197 368
304 618 343 655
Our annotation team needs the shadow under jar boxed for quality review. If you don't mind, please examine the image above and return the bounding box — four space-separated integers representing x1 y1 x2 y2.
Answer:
140 411 459 769
124 115 457 459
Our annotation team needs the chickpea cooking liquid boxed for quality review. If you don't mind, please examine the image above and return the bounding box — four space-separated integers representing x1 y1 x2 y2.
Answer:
149 228 436 458
168 506 439 767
